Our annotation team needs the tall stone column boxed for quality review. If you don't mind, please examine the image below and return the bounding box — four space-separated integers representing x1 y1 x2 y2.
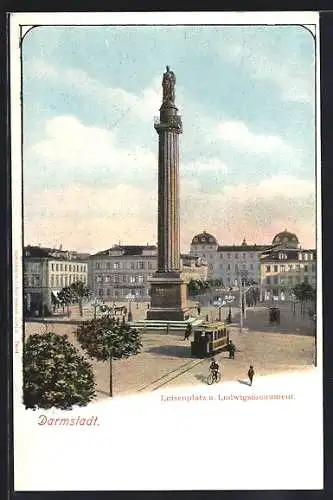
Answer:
147 66 189 321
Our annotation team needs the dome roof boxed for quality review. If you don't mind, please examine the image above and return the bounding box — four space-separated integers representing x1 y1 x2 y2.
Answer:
272 229 299 248
191 231 218 245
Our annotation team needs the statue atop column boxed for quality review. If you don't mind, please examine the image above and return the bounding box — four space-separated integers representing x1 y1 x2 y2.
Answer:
162 65 176 104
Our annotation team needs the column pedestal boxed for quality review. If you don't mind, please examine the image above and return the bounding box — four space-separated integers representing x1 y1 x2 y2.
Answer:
147 274 189 321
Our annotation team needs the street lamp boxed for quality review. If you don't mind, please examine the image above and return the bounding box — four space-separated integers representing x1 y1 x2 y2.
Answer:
91 297 101 320
238 270 248 332
127 292 136 322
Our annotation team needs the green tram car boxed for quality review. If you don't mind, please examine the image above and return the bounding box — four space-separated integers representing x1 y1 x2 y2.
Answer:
191 321 229 358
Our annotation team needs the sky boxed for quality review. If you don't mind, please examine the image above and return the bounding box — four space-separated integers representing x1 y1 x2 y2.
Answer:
22 24 316 254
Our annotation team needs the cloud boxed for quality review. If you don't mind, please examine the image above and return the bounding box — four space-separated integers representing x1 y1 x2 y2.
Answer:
222 42 314 105
24 174 316 254
213 120 287 154
26 115 156 183
25 59 161 123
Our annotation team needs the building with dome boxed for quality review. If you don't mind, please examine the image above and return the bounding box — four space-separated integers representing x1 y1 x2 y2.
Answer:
190 231 268 285
271 229 299 249
189 229 316 300
260 230 316 301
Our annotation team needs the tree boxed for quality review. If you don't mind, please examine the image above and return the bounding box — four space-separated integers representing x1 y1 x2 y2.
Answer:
69 281 90 316
57 286 75 317
187 279 200 296
293 282 316 315
23 331 95 410
76 317 142 397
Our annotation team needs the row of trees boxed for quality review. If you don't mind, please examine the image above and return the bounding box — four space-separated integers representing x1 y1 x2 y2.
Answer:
52 281 90 316
23 317 142 410
292 282 316 315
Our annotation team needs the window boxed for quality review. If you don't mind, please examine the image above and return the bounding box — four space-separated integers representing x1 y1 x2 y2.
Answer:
266 265 271 272
220 254 223 259
64 276 68 286
250 264 253 270
148 261 153 269
56 264 59 272
130 276 135 283
96 263 100 270
312 264 316 272
98 289 103 297
51 263 54 271
50 275 54 286
242 264 246 269
273 276 278 285
288 276 293 284
96 276 102 283
107 289 111 296
130 262 135 270
235 263 239 270
235 253 238 259
274 265 278 272
227 264 231 270
113 262 120 270
304 253 308 261
280 265 285 272
304 265 308 273
242 253 246 259
138 276 144 283
266 277 271 285
304 276 309 283
123 275 127 283
138 261 145 269
288 264 293 271
114 275 120 283
105 276 110 283
250 253 253 258
227 253 230 259
69 264 72 272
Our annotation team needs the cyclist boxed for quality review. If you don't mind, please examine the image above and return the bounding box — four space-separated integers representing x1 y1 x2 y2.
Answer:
209 358 220 381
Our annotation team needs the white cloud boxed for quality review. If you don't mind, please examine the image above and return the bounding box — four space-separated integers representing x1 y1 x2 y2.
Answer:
24 174 315 253
26 60 161 123
27 115 156 177
222 42 314 105
183 157 229 174
214 121 287 154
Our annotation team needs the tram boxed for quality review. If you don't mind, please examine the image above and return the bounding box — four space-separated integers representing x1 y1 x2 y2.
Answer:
191 321 229 358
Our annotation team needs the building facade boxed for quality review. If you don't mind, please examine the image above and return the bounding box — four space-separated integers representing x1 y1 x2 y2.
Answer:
88 245 208 302
88 245 157 302
189 231 268 285
259 230 316 301
24 246 89 316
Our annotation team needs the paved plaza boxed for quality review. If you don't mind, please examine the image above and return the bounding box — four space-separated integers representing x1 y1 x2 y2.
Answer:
25 299 315 399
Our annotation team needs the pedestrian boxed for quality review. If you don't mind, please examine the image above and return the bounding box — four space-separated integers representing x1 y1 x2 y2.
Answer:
184 323 192 340
228 340 236 359
197 304 201 316
248 365 254 386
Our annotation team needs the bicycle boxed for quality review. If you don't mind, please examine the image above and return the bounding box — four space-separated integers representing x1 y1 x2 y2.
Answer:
207 370 221 385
